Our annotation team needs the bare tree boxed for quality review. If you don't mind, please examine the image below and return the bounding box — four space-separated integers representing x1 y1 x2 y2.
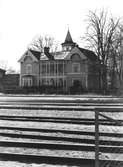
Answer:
110 26 123 93
28 35 58 52
6 67 17 74
0 60 7 70
84 9 120 92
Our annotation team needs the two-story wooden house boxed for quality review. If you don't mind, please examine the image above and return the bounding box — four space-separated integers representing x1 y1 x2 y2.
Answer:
19 30 100 93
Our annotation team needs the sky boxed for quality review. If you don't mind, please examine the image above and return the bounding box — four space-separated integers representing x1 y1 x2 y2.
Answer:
0 0 123 72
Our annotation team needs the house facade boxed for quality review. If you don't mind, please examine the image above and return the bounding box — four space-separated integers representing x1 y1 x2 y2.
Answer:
0 68 5 79
0 68 6 92
19 30 100 93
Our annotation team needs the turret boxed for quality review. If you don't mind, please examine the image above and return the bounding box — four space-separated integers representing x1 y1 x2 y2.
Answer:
61 29 76 51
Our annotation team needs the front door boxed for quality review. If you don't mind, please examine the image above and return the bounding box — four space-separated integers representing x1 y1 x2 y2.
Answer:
70 79 82 94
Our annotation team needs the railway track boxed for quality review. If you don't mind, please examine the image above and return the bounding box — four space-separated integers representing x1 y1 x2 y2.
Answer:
0 97 123 166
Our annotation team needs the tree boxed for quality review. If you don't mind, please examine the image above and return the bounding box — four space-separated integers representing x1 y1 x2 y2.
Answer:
111 26 123 93
84 9 121 92
0 60 7 70
6 67 17 74
28 35 58 53
0 61 18 74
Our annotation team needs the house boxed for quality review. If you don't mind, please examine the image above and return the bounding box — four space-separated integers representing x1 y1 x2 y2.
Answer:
1 74 20 93
0 68 6 92
0 67 20 93
19 30 100 93
0 68 5 79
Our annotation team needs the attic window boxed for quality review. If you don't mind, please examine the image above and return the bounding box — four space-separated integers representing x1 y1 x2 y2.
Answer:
69 46 71 50
71 54 80 60
63 47 66 51
24 56 32 62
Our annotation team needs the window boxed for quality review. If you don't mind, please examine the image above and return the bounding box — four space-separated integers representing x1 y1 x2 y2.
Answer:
72 63 80 73
22 78 32 87
24 56 32 62
71 54 80 60
22 78 26 87
50 79 55 86
41 79 45 85
28 78 32 86
26 64 32 74
42 63 46 74
63 47 66 51
50 62 54 75
69 46 71 50
59 78 63 87
58 63 63 74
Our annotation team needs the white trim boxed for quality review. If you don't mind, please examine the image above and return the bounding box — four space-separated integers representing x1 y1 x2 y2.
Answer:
22 77 33 87
21 74 37 76
67 73 88 75
40 76 66 79
86 75 88 89
18 50 39 63
68 73 82 75
65 47 87 60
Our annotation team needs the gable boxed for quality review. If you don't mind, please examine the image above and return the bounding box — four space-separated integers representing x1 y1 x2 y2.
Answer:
78 47 97 61
71 54 81 61
24 56 33 63
65 47 87 60
18 50 39 63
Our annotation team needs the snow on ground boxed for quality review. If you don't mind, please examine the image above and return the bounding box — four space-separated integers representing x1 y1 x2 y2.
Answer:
0 147 123 161
0 95 123 166
0 109 95 118
0 94 123 103
0 119 123 134
0 161 73 167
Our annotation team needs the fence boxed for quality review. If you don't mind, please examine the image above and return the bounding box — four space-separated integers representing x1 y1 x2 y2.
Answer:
95 107 123 167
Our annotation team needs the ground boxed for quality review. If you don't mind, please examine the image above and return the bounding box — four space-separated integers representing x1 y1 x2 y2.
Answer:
0 94 123 167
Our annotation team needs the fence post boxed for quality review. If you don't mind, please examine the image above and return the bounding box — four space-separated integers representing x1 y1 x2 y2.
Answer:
95 109 99 167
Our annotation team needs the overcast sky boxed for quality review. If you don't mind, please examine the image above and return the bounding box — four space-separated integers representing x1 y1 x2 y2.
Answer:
0 0 123 71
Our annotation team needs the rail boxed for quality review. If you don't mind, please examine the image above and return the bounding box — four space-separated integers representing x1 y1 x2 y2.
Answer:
95 107 123 167
0 102 123 166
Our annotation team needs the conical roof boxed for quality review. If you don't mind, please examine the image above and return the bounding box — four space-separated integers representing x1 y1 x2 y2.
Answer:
64 29 74 43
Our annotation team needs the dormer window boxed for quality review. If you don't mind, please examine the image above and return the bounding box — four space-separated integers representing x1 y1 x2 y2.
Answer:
64 47 66 51
69 46 71 50
63 46 72 52
71 54 80 60
24 56 32 62
26 64 32 74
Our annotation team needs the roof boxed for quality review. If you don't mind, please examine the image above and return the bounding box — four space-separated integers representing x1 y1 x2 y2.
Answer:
29 49 41 60
78 47 98 61
40 46 98 61
62 30 76 45
64 29 73 43
40 51 70 60
0 68 6 72
18 49 40 63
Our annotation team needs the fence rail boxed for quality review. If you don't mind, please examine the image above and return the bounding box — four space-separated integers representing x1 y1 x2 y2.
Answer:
95 107 123 167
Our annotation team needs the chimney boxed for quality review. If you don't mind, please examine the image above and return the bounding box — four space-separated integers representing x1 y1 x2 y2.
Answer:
44 47 50 54
44 47 54 60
